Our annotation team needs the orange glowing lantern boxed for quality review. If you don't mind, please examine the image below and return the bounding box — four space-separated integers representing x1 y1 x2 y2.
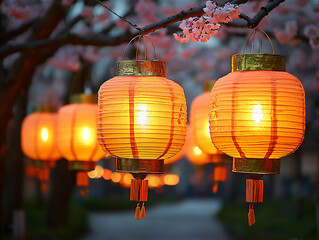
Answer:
21 106 61 188
98 56 187 219
57 94 107 189
190 81 231 193
210 53 305 225
185 125 211 166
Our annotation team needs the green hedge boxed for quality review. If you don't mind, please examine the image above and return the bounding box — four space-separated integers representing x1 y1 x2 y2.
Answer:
218 199 317 240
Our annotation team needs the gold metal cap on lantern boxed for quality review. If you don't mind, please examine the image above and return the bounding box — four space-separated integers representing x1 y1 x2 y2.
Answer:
70 94 97 104
232 158 280 175
232 54 285 72
203 80 216 92
116 158 164 174
115 60 166 77
32 105 57 113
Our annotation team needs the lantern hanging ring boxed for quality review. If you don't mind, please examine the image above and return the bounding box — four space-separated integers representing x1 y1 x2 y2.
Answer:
122 34 157 61
243 28 275 55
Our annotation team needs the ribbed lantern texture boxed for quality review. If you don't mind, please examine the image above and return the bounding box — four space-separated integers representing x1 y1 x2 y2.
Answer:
97 76 187 160
191 92 220 155
209 71 305 160
185 125 210 166
98 74 187 219
209 67 305 226
57 103 106 187
190 91 229 193
21 112 61 184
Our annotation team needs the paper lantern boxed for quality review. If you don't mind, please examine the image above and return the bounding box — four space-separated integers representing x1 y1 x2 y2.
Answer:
98 59 187 219
209 53 305 225
57 94 107 188
21 106 61 187
185 125 211 166
190 81 231 193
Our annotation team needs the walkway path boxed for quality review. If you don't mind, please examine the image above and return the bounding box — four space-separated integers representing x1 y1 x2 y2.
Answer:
81 199 232 240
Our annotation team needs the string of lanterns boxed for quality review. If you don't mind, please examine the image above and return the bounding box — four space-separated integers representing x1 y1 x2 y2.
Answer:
21 30 305 226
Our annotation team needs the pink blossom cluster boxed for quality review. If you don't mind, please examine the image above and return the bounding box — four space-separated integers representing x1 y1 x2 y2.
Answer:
304 25 319 50
174 1 241 43
2 4 30 20
274 21 301 46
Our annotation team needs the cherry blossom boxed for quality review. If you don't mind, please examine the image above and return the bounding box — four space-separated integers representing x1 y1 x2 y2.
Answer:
174 1 241 43
274 21 301 46
304 25 319 40
4 4 30 20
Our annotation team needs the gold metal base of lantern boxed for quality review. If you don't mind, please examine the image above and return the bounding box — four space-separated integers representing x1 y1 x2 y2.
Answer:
115 60 166 77
69 161 96 171
116 158 164 174
32 105 57 113
71 94 97 104
232 54 285 72
232 158 280 175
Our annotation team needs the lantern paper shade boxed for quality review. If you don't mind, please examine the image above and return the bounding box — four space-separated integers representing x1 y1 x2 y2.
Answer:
57 103 106 162
191 92 220 155
21 112 61 161
185 125 211 166
98 75 187 160
210 70 305 160
98 59 187 219
209 53 306 226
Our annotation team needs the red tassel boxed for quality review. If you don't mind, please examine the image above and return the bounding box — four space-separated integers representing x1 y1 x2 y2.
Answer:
248 205 256 226
135 204 141 220
41 183 48 192
212 183 218 194
140 203 146 219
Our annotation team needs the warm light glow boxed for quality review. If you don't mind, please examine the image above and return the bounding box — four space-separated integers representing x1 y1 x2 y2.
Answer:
123 173 133 185
136 104 149 128
103 169 112 180
148 175 161 188
252 104 263 124
41 128 48 142
87 169 97 179
164 174 180 186
82 127 90 143
95 165 104 178
87 165 104 179
194 146 202 155
111 172 121 183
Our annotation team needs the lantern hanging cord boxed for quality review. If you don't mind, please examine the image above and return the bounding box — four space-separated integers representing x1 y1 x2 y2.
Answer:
122 34 157 60
96 0 142 34
243 28 275 55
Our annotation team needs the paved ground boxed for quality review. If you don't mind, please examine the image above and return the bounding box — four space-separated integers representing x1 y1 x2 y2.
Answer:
81 199 232 240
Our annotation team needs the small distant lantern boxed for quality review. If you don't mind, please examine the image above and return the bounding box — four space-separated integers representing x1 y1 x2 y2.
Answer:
57 94 107 192
21 106 61 189
210 53 305 225
185 125 211 166
190 82 231 193
97 42 187 219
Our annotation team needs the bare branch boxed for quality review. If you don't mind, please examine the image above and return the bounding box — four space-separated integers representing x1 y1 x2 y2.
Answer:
0 20 36 45
0 0 289 58
244 0 285 28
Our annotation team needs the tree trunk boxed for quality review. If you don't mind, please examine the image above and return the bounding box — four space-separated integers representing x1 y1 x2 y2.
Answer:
3 93 27 239
48 159 76 227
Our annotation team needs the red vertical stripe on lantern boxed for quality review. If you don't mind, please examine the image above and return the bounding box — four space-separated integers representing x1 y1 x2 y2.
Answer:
70 105 78 160
129 78 139 158
157 79 175 159
231 77 246 159
34 114 40 160
264 74 278 160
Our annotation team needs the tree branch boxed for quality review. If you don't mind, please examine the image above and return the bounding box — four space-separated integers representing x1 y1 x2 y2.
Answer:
244 0 285 28
0 0 288 58
0 19 36 45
